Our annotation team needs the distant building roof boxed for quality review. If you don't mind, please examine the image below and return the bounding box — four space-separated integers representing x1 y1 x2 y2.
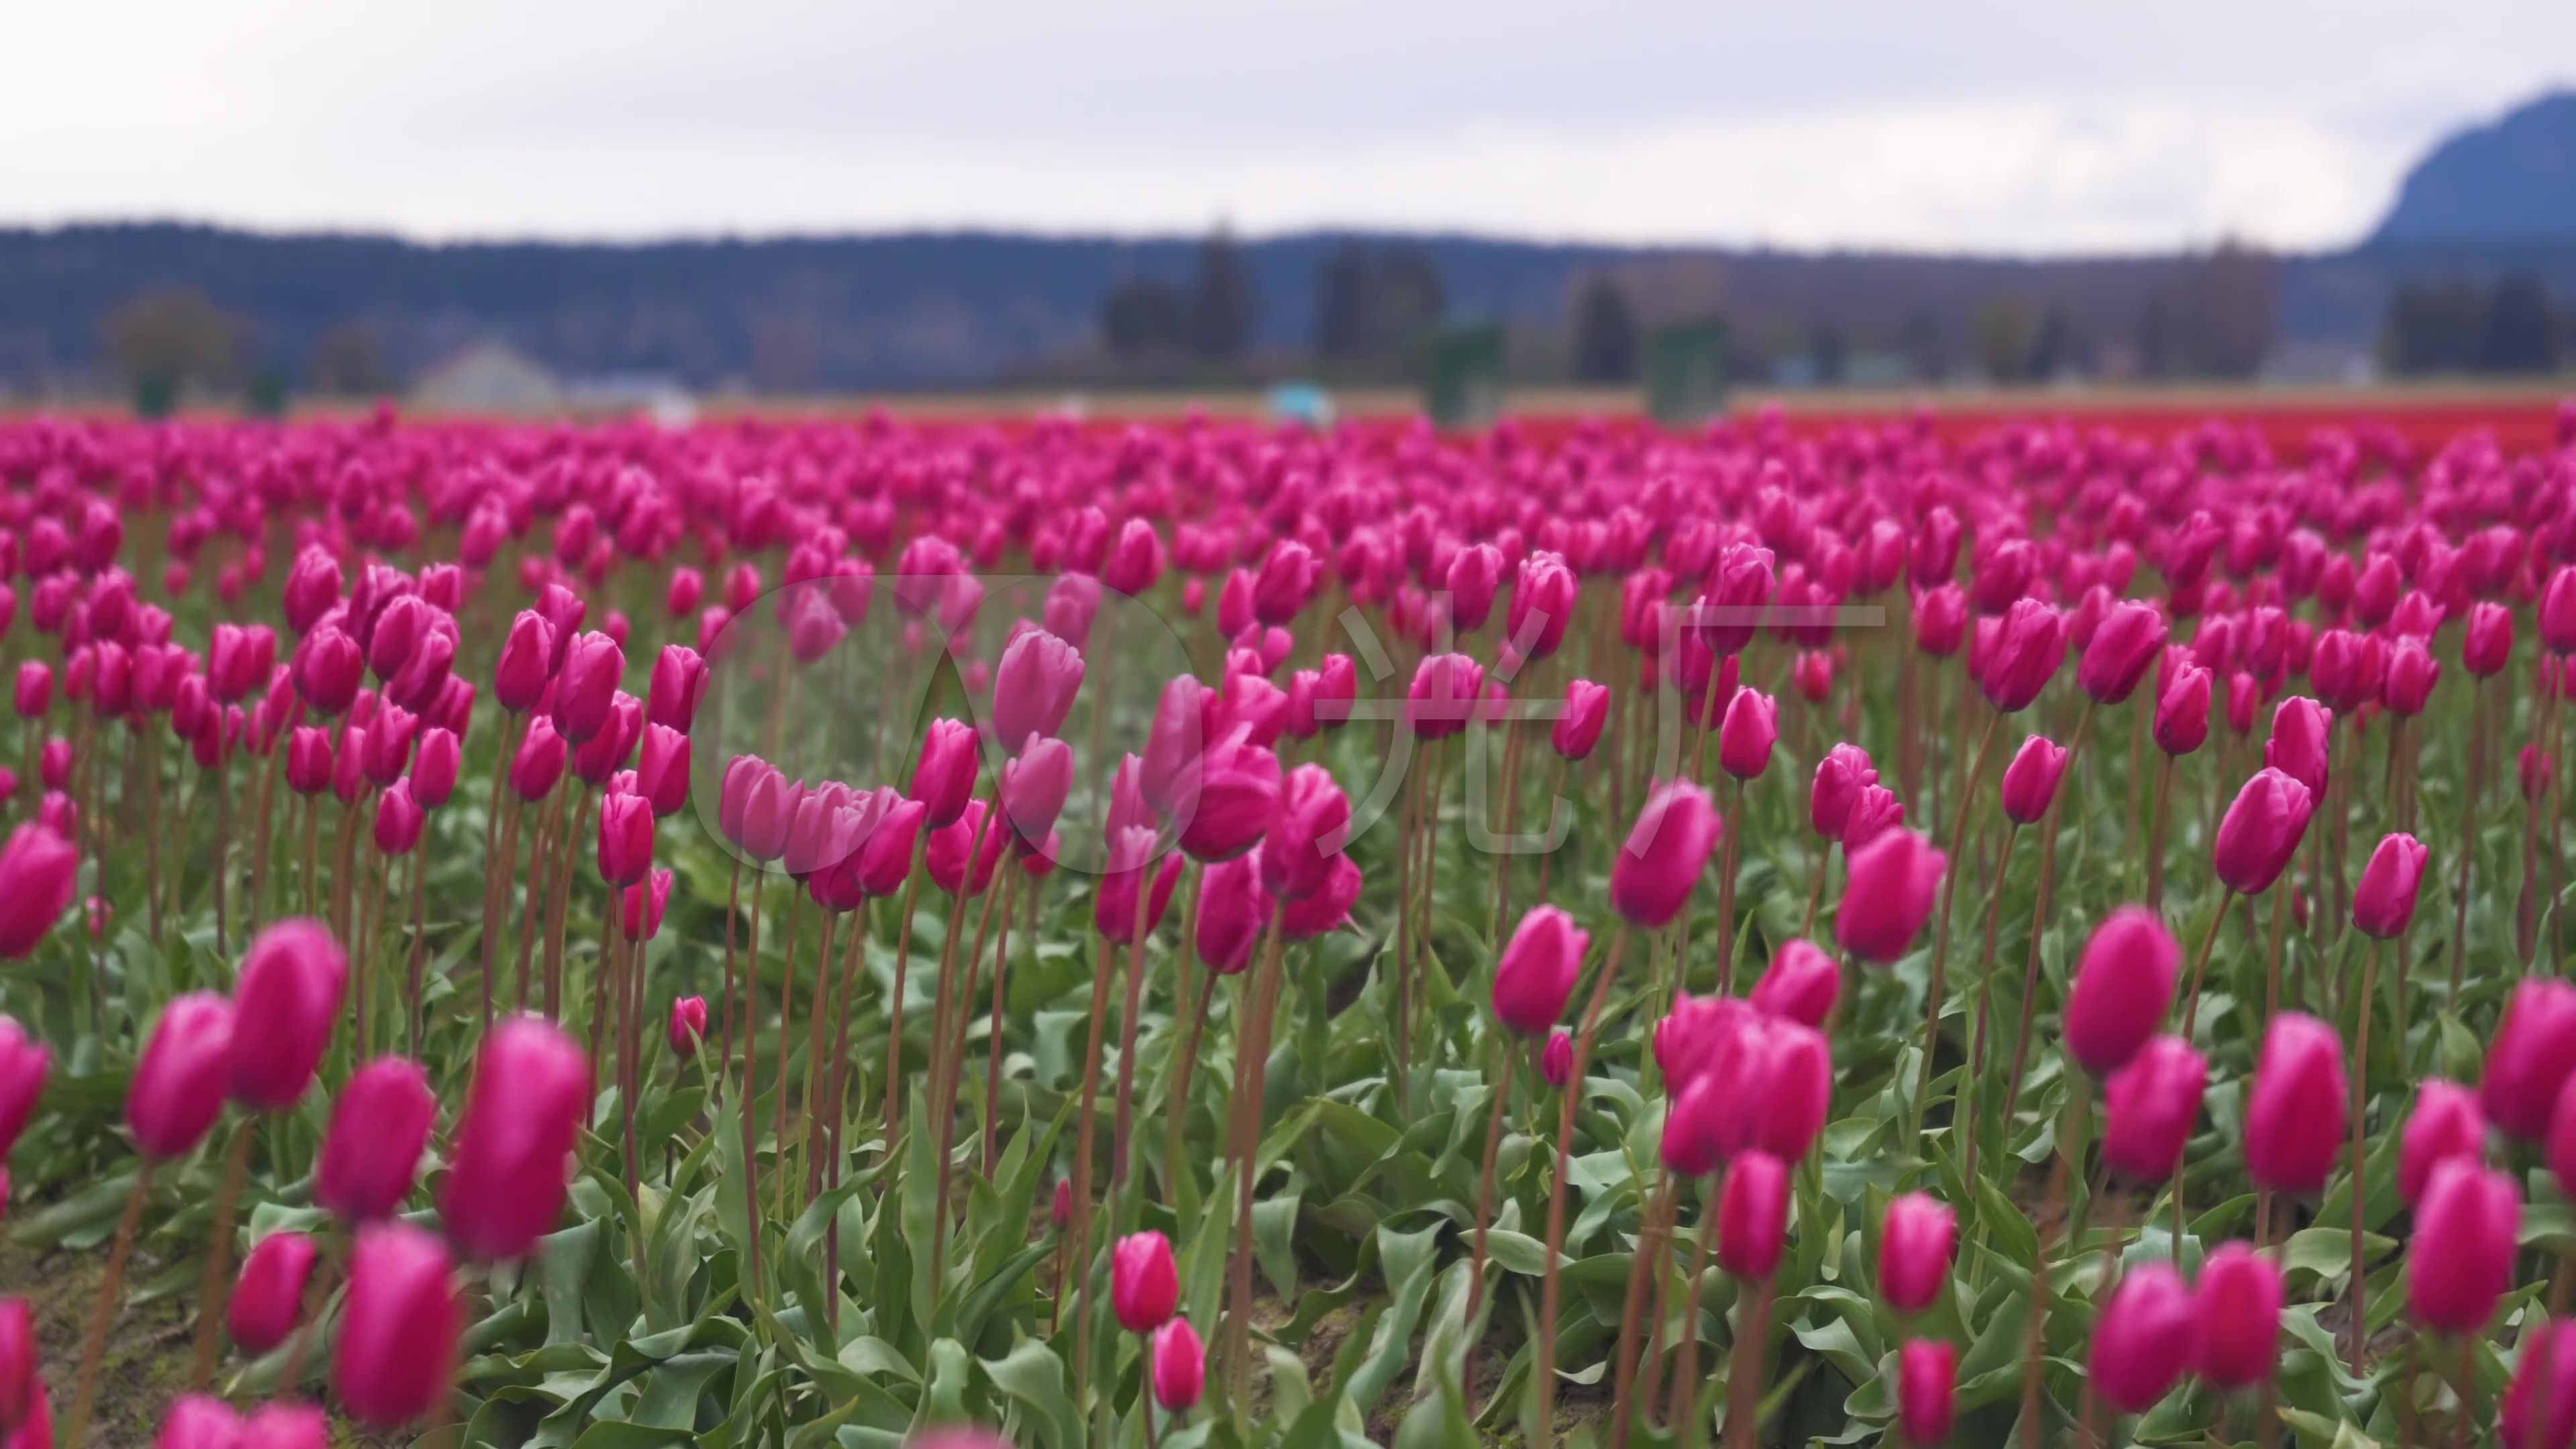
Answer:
411 342 561 415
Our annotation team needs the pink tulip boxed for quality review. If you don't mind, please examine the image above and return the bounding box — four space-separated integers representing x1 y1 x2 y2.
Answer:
1835 828 1945 964
2485 979 2576 1140
2064 906 2178 1075
129 992 235 1159
0 1017 48 1162
1542 1029 1573 1087
1552 680 1609 761
2192 1242 2282 1390
1151 1319 1205 1411
991 628 1085 751
0 826 78 961
667 996 708 1057
229 919 347 1112
1810 743 1878 839
334 1222 460 1428
2503 1319 2576 1449
228 1230 319 1354
1718 688 1778 780
911 718 979 830
2244 1012 2347 1195
2101 1034 2204 1182
1878 1193 1954 1314
318 1056 436 1224
1997 733 2068 825
2407 1159 2520 1332
2211 767 2313 896
1750 939 1840 1028
1717 1148 1789 1278
442 1016 588 1262
2088 1261 2196 1414
1493 906 1587 1036
1611 781 1722 929
2400 1080 2487 1207
1897 1339 1955 1445
1112 1231 1179 1333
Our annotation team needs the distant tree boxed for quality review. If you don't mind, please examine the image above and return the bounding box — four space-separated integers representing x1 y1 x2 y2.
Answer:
310 320 392 396
2173 242 2277 378
1313 244 1370 359
1571 276 1638 383
2026 304 2090 380
1971 298 2035 383
105 287 241 412
2383 280 2491 374
1364 246 1446 356
1896 309 1950 382
2478 272 2560 374
1189 228 1256 361
1810 321 1849 385
2134 290 2176 378
1100 278 1190 358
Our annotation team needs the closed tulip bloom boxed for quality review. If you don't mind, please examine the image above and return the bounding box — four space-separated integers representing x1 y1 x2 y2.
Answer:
228 1230 319 1354
2064 907 2178 1075
1611 780 1723 929
2263 697 2332 796
1841 782 1907 847
0 1297 30 1433
2401 1080 2487 1207
2244 1012 2348 1194
1095 828 1184 945
1112 1230 1180 1333
1252 541 1317 625
998 736 1072 846
619 868 673 939
241 1401 325 1449
924 798 1004 898
1510 551 1579 658
2505 1319 2576 1449
1754 1021 1835 1161
1897 1339 1955 1446
857 799 928 898
1998 734 2068 825
2484 979 2576 1140
635 723 689 818
1177 727 1283 863
1193 855 1266 975
664 566 704 619
2102 1034 2205 1182
1835 828 1945 965
156 1395 244 1448
2351 832 2429 938
2382 637 2439 716
2152 664 2211 756
492 612 554 714
2078 600 2169 704
1552 680 1610 761
2546 566 2576 653
1811 743 1878 838
1654 991 1753 1091
2090 1261 2196 1413
991 629 1085 752
1659 1073 1734 1177
229 920 348 1112
372 779 425 856
0 1017 50 1161
334 1222 459 1428
509 716 568 802
1913 582 1967 656
2465 601 2516 678
596 792 654 885
2212 768 2314 896
1717 1148 1790 1278
1540 1028 1574 1087
1493 906 1588 1036
39 738 69 791
293 625 362 713
1406 653 1484 741
1261 764 1352 901
2408 1159 2520 1332
1446 541 1504 631
129 992 235 1159
549 632 623 743
402 726 459 810
317 1056 437 1224
667 996 707 1057
1104 519 1166 596
2193 1242 2282 1389
1719 687 1778 780
1281 853 1362 941
0 825 78 960
1151 1318 1206 1411
12 661 49 720
1978 598 2066 713
1879 1193 1955 1313
36 791 72 841
645 645 706 732
911 718 979 830
1750 939 1840 1028
442 1016 588 1262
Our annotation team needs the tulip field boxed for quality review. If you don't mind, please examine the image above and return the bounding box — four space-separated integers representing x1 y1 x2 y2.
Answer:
9 401 2576 1449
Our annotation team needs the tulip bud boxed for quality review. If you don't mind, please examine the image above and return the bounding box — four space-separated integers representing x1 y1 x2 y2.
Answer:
1717 1148 1789 1279
998 737 1072 846
1095 828 1184 945
1750 939 1839 1028
596 792 655 886
2151 664 2211 757
645 645 706 733
2089 1260 2196 1413
2465 601 2516 679
509 716 568 802
2212 767 2314 896
228 1230 319 1355
2407 1158 2520 1332
857 799 928 897
1260 764 1352 902
2101 1034 2204 1183
991 629 1085 752
318 1056 436 1225
1406 653 1484 741
1176 727 1281 863
1611 781 1723 930
229 920 348 1112
1898 1339 1955 1446
0 824 79 961
621 869 674 941
373 778 425 857
0 1297 30 1434
1878 1193 1955 1314
1051 1177 1073 1229
2544 566 2576 653
2263 698 2332 796
1253 541 1316 625
1718 688 1778 780
493 612 555 715
156 1394 244 1448
1112 1231 1179 1333
911 718 979 830
1492 906 1587 1036
1834 828 1945 965
665 567 703 619
1998 733 2068 825
293 625 363 714
1552 680 1610 761
2401 1079 2487 1207
1810 744 1879 839
334 1222 460 1428
0 1018 47 1167
406 725 460 810
1978 598 2066 713
11 661 49 720
129 992 235 1159
2192 1242 2282 1389
442 1016 588 1262
2485 979 2576 1140
1151 1318 1206 1411
550 632 623 743
1541 1028 1573 1087
635 723 689 819
662 995 708 1059
2076 600 2167 704
2064 907 2178 1075
2244 1012 2347 1195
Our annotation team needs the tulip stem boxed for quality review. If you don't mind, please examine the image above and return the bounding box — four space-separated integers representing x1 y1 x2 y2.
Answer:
1913 711 2002 1140
2017 1088 2083 1449
1536 755 1569 906
718 854 741 1107
1716 775 1744 995
62 1159 154 1449
1465 1042 1517 1324
1160 861 1205 1200
405 850 428 1057
1534 923 1630 1449
2178 890 2234 1042
542 786 594 1024
2452 678 2484 1000
475 712 523 1029
824 906 871 1331
186 1122 257 1391
1107 909 1154 1197
2145 752 2174 911
1391 753 1423 1116
773 892 800 1224
932 873 1011 1294
1960 823 2020 1187
737 871 765 1313
985 868 1025 1176
511 783 559 1016
882 842 926 1146
1721 1274 1774 1449
1069 924 1125 1411
1609 1171 1677 1449
801 912 841 1203
1225 908 1292 1416
2345 932 2381 1379
2001 804 2076 1161
1667 1174 1720 1444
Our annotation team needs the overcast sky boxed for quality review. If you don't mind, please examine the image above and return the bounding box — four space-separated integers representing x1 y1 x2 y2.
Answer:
5 1 2569 253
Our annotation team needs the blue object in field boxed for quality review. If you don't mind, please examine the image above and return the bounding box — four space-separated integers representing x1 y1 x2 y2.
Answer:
1265 382 1334 428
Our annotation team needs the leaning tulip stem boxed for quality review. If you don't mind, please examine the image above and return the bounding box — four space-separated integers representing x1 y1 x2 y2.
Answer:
2017 1089 2084 1449
2178 890 2233 1042
1069 925 1125 1410
405 850 428 1057
1913 711 2002 1139
772 893 800 1222
983 869 1023 1174
2000 802 2075 1153
1226 908 1292 1414
185 1123 257 1391
1108 914 1154 1196
1610 1172 1678 1449
2452 680 2483 1000
1668 1173 1721 1445
1391 756 1423 1114
801 912 842 1203
824 911 870 1330
63 1159 155 1449
882 842 927 1144
718 854 741 1106
1961 823 2020 1187
1465 1042 1518 1323
1722 1274 1774 1449
1716 775 1745 994
2263 877 2290 1020
1799 837 1831 939
1536 754 1568 905
2348 935 2379 1377
932 875 1010 1293
2145 751 2175 910
1534 924 1631 1449
1161 860 1205 1199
